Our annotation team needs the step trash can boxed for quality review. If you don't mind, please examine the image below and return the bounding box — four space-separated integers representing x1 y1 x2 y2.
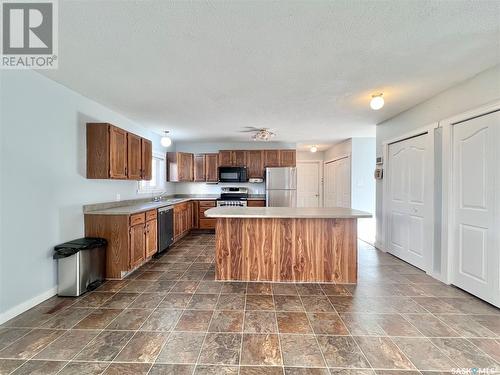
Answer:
53 237 107 297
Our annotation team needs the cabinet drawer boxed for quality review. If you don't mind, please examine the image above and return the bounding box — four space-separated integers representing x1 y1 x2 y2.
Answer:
145 209 157 221
199 218 217 229
130 213 145 226
199 200 216 207
248 200 266 207
200 206 215 218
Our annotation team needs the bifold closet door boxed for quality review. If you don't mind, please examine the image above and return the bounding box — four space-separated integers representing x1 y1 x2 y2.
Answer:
451 110 500 307
387 133 431 271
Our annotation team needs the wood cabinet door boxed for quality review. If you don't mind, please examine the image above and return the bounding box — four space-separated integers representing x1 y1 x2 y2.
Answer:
280 150 296 167
233 151 247 166
264 150 280 168
192 201 199 229
129 224 145 268
247 200 266 207
218 151 233 166
109 126 128 178
247 150 264 178
173 206 182 239
141 139 152 180
187 202 193 231
205 154 219 182
127 133 142 180
193 154 206 181
179 153 194 181
145 219 157 258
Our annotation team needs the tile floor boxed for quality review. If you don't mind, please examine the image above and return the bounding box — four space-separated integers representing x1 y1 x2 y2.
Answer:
0 233 499 375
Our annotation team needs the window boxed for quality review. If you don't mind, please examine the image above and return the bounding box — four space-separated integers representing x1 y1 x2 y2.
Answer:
138 151 166 193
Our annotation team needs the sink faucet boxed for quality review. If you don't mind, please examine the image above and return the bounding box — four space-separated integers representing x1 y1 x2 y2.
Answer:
152 192 169 202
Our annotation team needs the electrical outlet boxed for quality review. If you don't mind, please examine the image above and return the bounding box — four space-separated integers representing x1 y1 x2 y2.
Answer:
116 193 121 201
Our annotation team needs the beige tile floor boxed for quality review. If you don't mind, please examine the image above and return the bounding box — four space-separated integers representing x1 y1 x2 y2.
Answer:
0 233 498 375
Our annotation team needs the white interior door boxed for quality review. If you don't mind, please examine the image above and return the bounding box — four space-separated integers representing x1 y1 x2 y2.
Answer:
452 111 500 307
324 156 351 208
297 162 321 207
387 134 431 271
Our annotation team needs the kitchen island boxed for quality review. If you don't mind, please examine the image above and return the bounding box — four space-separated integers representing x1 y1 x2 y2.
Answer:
205 207 371 283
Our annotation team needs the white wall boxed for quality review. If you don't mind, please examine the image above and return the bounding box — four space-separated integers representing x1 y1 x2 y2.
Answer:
351 138 376 243
324 138 376 243
375 64 500 248
297 151 324 161
174 141 296 195
0 70 173 322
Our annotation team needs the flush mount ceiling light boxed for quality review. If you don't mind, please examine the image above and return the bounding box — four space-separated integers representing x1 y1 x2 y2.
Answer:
370 93 384 110
160 131 172 147
310 145 318 153
252 128 275 142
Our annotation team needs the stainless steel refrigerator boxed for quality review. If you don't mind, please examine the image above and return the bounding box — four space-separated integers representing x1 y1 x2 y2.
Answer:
265 167 297 207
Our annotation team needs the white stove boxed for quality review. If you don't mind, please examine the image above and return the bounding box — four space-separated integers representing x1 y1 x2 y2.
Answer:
216 187 248 207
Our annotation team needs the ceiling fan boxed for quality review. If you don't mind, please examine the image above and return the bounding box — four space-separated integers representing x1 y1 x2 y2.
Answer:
239 127 276 141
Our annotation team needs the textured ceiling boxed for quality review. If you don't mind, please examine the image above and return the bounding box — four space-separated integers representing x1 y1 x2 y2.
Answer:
41 0 500 144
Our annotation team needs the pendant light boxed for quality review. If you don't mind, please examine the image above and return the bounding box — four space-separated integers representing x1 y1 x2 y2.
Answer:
310 145 318 153
160 131 172 147
370 93 384 110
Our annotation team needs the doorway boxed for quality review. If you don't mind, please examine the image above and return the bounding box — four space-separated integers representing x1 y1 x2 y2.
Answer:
297 161 322 207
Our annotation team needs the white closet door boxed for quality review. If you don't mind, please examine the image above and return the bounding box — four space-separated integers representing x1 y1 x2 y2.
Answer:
324 157 351 208
452 111 500 307
297 162 321 207
387 134 431 270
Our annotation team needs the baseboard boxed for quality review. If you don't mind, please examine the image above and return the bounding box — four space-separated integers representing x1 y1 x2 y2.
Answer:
374 240 385 252
0 286 57 325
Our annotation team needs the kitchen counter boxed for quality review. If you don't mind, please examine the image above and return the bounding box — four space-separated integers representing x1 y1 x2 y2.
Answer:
84 196 217 215
84 195 267 215
205 206 371 219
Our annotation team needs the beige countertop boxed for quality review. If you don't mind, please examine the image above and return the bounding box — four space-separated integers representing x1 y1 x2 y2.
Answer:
84 195 266 215
204 207 372 219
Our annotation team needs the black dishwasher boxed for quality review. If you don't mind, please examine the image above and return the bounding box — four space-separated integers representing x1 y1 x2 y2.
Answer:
157 206 174 253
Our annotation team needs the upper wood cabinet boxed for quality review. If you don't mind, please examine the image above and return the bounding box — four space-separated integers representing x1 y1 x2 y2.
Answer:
218 151 233 167
127 133 142 180
219 150 246 167
205 153 219 182
264 149 280 167
141 139 152 180
167 152 194 182
194 154 206 182
87 123 153 180
279 149 296 167
247 150 264 178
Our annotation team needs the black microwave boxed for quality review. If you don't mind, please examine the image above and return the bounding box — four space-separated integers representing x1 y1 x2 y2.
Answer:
218 167 247 182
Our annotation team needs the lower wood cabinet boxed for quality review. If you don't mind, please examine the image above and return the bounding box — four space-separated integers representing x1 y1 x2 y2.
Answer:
174 201 193 240
198 200 216 229
247 199 266 207
84 209 157 279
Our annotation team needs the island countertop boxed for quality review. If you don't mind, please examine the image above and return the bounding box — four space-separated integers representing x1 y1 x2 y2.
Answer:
205 206 372 219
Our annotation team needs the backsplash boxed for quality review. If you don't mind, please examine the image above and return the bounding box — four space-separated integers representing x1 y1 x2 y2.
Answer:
174 182 265 195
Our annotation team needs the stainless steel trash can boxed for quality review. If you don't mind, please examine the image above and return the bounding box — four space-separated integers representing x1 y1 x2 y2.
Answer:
53 238 107 297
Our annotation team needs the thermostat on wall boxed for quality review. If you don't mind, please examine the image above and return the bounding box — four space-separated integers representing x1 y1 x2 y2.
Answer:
376 156 383 165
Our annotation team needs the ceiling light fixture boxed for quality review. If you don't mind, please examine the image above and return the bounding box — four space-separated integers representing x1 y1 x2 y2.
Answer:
160 131 172 147
252 128 275 142
310 146 318 153
370 93 384 110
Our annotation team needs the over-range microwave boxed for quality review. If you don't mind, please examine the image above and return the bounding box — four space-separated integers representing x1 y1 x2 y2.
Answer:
218 167 247 182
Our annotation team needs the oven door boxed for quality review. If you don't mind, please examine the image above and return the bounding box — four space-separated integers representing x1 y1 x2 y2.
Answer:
218 167 247 182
